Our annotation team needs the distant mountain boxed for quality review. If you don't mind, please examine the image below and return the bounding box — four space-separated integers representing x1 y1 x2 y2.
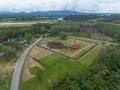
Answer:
29 10 81 15
1 10 119 15
0 10 82 15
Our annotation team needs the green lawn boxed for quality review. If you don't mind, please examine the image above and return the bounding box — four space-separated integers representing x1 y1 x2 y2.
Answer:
37 54 63 68
72 32 91 38
80 44 102 66
73 43 95 59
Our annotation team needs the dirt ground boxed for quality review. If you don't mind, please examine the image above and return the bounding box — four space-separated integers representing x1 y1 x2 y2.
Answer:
29 46 41 57
41 43 60 52
22 57 43 82
86 27 112 41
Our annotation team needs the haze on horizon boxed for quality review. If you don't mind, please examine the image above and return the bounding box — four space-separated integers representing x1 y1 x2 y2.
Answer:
0 0 120 13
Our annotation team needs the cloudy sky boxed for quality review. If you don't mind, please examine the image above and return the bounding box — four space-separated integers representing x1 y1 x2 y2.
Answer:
0 0 120 13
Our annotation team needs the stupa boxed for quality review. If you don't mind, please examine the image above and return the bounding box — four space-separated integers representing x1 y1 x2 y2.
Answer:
67 39 80 52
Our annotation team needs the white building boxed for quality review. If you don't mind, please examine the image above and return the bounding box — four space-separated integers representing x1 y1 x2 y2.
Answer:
58 18 64 21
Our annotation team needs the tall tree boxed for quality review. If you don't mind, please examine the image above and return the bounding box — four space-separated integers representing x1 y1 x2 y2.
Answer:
25 33 32 41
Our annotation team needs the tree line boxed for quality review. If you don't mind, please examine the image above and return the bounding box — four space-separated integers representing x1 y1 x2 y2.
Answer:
49 21 84 36
0 14 59 22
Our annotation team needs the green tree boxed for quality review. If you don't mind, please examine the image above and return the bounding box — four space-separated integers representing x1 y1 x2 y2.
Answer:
25 33 32 41
60 34 67 40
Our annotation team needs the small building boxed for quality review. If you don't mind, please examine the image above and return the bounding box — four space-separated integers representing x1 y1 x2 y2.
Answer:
20 40 31 46
58 18 64 21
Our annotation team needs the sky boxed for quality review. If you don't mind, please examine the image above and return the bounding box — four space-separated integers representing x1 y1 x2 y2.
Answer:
0 0 120 13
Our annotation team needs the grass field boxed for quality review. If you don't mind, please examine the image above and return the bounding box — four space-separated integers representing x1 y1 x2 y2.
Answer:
19 37 103 90
19 53 85 90
19 45 102 90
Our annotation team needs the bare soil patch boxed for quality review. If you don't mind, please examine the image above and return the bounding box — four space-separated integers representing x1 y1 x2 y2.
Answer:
29 46 41 57
22 57 43 82
86 27 112 40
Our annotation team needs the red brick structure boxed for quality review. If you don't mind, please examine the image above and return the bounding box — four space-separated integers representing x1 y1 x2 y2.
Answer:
67 39 80 52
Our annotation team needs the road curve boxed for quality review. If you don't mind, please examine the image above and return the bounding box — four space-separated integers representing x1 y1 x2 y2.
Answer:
10 37 42 90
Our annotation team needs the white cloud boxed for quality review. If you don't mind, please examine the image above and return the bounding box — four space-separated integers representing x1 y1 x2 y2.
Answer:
0 0 98 12
0 0 120 13
98 4 120 13
99 0 120 4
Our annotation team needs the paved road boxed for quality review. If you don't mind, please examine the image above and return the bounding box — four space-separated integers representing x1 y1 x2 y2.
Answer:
10 37 42 90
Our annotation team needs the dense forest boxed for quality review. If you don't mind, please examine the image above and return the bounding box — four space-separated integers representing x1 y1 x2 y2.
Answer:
97 23 120 42
64 14 120 23
50 22 83 36
0 23 52 42
51 45 120 90
0 21 91 42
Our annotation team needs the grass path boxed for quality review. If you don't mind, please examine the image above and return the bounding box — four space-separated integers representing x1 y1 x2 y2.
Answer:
71 45 90 57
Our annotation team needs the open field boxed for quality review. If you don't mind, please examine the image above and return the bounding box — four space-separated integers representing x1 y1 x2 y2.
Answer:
19 37 103 90
29 45 52 60
0 20 57 27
